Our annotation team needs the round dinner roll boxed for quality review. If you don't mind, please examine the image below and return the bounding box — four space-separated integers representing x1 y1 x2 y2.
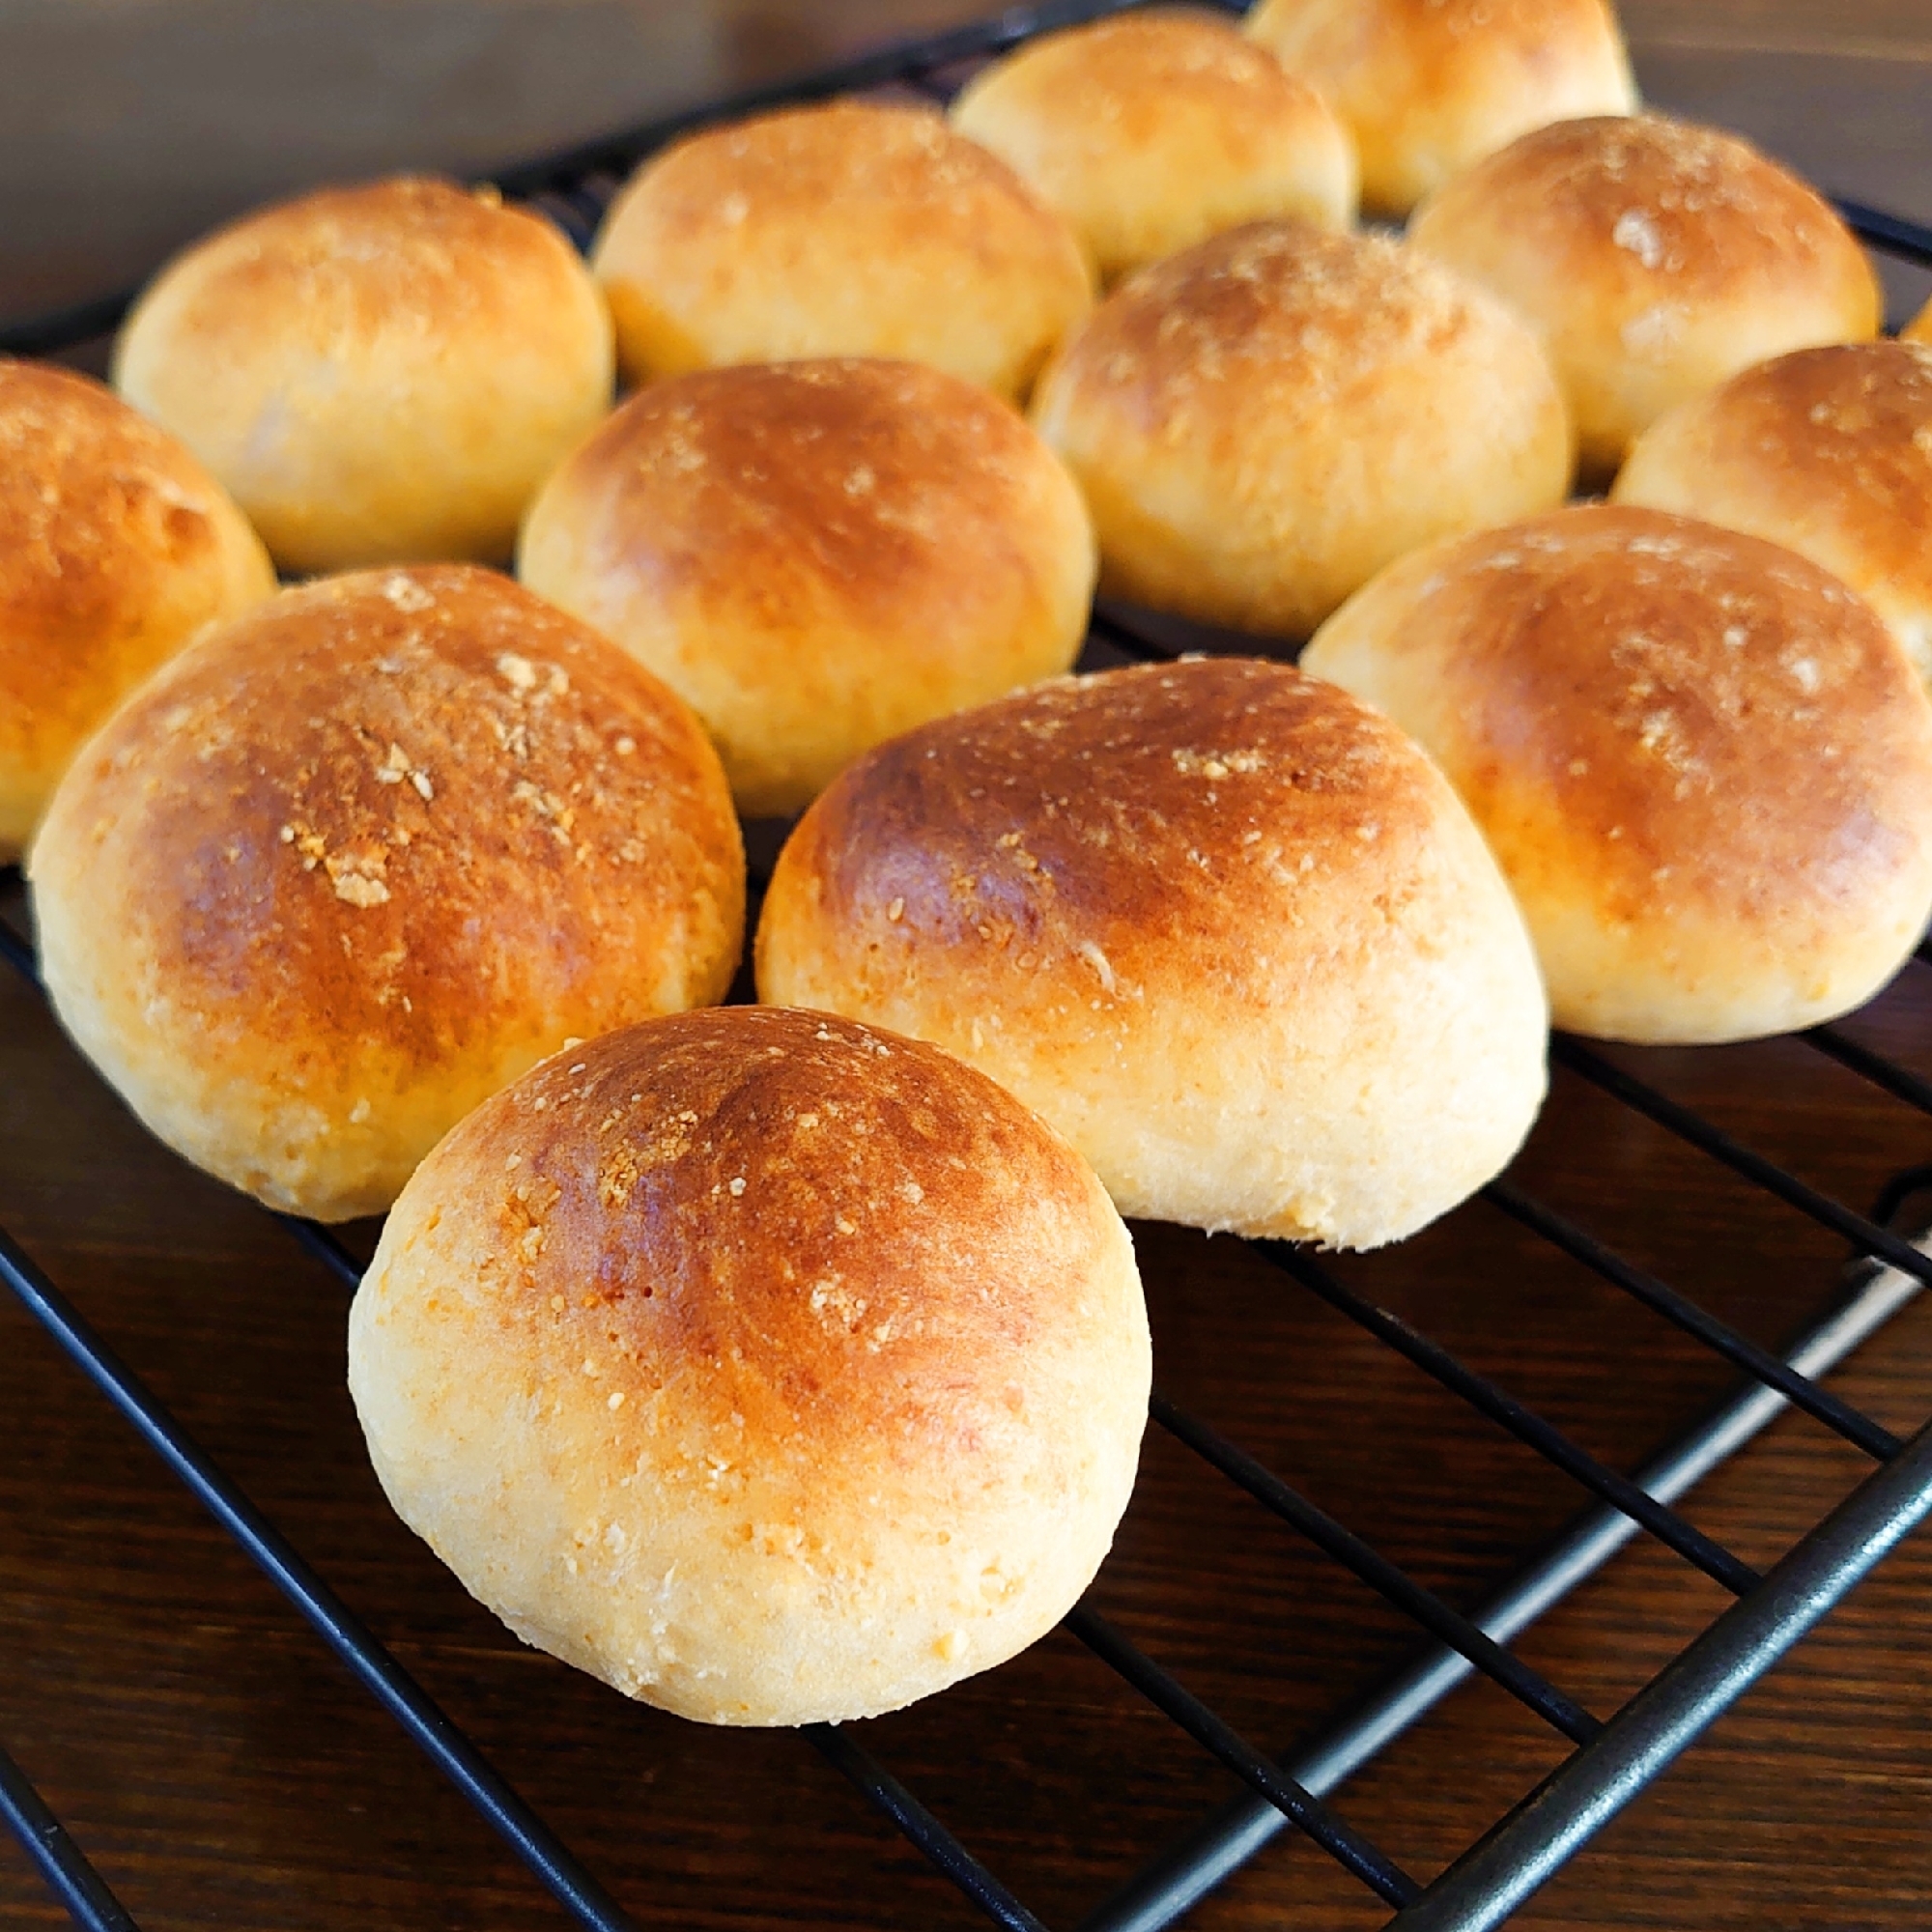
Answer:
1244 0 1636 218
348 1005 1151 1726
949 8 1357 285
756 658 1548 1249
1613 342 1932 687
1029 219 1572 639
519 358 1095 817
1908 296 1932 346
1408 115 1883 477
1302 506 1932 1043
30 564 742 1221
0 359 274 862
113 176 613 574
589 100 1093 402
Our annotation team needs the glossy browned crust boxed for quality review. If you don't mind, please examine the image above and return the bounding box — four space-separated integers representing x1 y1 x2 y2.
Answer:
375 1006 1123 1471
1327 510 1924 899
959 7 1332 161
1028 219 1572 636
756 657 1548 1245
1245 0 1635 216
113 177 613 571
949 8 1356 282
1613 343 1932 682
589 100 1094 400
769 658 1440 968
350 1006 1149 1722
123 179 580 364
1419 115 1870 309
0 359 274 858
516 358 1094 813
519 358 1086 639
30 564 743 1218
1303 506 1932 1038
1408 115 1881 473
1049 220 1460 409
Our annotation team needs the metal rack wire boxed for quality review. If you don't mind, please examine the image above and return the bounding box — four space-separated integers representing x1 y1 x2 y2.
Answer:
5 4 1932 1927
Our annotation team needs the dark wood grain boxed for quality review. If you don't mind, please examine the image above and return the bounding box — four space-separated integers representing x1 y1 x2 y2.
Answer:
3 5 1931 1929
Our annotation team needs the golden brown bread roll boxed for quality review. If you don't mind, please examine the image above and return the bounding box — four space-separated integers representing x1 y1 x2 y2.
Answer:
1029 219 1573 639
113 177 613 574
756 658 1548 1249
0 359 274 862
30 564 742 1221
1408 115 1883 477
589 100 1094 401
1302 506 1932 1043
518 358 1095 817
1612 343 1932 687
949 8 1357 285
348 1005 1151 1726
1908 297 1932 346
1244 0 1636 217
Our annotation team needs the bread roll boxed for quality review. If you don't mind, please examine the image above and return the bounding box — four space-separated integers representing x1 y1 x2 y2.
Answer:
31 565 742 1221
950 8 1356 285
756 658 1548 1249
114 177 613 574
1302 506 1932 1043
1244 0 1635 217
590 100 1093 401
519 358 1094 817
1409 116 1883 477
1908 296 1932 346
0 359 274 862
1613 343 1932 687
1029 219 1572 639
348 1005 1151 1726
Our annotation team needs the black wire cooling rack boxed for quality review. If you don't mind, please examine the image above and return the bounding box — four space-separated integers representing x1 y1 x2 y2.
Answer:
6 3 1932 1927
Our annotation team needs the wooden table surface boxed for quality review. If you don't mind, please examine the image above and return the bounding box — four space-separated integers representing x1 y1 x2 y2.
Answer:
4 4 1932 1929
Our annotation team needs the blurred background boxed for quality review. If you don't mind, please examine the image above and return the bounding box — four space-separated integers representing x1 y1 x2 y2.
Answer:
2 0 1929 325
